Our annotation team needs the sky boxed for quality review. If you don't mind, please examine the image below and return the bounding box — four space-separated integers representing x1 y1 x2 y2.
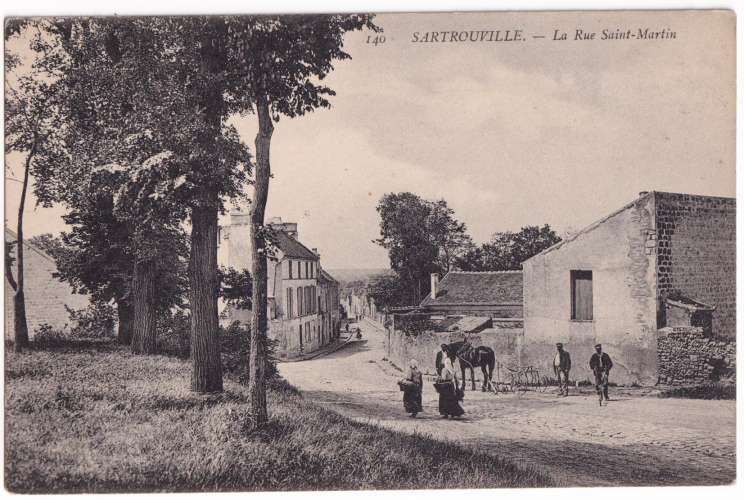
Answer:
4 10 736 270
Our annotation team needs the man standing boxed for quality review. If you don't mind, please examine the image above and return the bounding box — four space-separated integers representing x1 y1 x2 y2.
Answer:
553 343 571 396
589 343 613 405
435 343 448 376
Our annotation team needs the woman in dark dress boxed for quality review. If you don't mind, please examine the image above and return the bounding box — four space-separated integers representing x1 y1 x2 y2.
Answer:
435 346 465 418
398 359 423 417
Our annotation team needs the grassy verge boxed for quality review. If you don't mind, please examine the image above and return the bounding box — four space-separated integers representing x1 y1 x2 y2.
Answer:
657 383 736 400
5 340 552 493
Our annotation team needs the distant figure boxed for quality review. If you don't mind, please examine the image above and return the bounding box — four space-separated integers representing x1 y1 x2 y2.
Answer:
434 346 465 419
435 343 448 376
345 323 349 333
589 343 613 405
398 359 423 417
553 343 572 397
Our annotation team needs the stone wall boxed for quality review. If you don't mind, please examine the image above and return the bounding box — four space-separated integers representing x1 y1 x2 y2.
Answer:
657 326 736 385
386 325 523 381
654 192 736 339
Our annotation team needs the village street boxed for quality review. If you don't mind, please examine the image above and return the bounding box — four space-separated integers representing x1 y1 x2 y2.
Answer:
278 320 736 487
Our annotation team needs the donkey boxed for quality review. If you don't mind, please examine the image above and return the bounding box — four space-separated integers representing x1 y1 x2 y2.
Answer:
448 340 496 392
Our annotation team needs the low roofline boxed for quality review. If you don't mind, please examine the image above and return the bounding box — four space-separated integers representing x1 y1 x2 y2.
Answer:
421 269 523 306
524 192 653 261
4 227 58 266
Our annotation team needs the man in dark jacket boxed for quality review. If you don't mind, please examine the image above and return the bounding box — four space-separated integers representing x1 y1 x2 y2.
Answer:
553 343 572 396
589 343 613 404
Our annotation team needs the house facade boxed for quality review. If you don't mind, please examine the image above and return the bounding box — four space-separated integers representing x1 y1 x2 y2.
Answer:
4 228 90 340
318 269 341 344
218 212 340 358
522 191 736 385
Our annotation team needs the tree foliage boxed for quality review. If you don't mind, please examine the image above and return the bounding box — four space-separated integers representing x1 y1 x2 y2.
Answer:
228 14 379 425
219 267 253 310
374 192 470 305
454 225 561 271
366 274 411 311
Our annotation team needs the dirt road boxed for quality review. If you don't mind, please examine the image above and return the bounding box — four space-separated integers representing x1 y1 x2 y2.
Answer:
278 320 736 487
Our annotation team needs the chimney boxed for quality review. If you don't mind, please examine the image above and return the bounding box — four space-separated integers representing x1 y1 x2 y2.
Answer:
312 247 320 257
430 273 439 299
639 191 649 197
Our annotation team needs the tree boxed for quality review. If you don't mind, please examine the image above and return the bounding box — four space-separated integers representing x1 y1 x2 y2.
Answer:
374 193 470 304
28 233 65 259
219 267 253 310
428 199 473 273
454 225 561 271
4 24 62 350
366 274 410 310
374 192 438 305
229 14 380 425
16 20 196 353
23 18 248 379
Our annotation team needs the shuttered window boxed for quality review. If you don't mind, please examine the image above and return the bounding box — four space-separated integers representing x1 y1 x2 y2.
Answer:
571 270 593 320
286 288 293 318
288 260 293 279
297 287 303 316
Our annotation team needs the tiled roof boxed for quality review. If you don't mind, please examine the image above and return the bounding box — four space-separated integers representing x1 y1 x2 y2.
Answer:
420 271 523 307
432 316 492 333
665 295 715 312
273 231 319 261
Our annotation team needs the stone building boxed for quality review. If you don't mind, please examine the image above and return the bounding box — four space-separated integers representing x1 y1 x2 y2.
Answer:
218 212 340 358
522 191 735 385
419 271 523 319
4 228 90 340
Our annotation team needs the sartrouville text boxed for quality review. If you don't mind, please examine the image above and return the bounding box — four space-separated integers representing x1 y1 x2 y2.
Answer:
411 30 524 43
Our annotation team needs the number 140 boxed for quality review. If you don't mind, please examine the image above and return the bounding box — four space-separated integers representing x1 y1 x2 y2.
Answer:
366 35 386 46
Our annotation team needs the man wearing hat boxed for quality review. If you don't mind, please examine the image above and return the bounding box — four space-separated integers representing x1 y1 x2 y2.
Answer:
553 343 572 396
435 343 448 376
589 344 613 404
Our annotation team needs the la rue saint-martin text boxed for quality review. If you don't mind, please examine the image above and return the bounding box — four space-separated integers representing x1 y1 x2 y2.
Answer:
410 27 677 43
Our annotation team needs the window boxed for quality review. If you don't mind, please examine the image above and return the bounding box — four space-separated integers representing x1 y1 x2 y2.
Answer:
305 262 309 279
297 261 301 279
571 270 593 321
288 260 293 279
286 287 293 318
297 287 303 316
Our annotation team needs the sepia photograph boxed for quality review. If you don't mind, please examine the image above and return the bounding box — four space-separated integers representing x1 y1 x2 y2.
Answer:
2 4 738 494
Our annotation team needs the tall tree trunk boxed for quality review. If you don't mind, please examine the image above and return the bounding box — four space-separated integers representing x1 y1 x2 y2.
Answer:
189 204 223 393
247 96 273 426
131 259 157 354
187 19 226 394
12 137 36 351
116 299 134 345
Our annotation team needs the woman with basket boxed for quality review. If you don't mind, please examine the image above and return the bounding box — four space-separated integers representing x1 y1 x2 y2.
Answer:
398 359 423 417
434 345 465 419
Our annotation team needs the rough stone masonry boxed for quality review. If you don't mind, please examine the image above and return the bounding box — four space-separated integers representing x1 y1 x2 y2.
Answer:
657 327 736 385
